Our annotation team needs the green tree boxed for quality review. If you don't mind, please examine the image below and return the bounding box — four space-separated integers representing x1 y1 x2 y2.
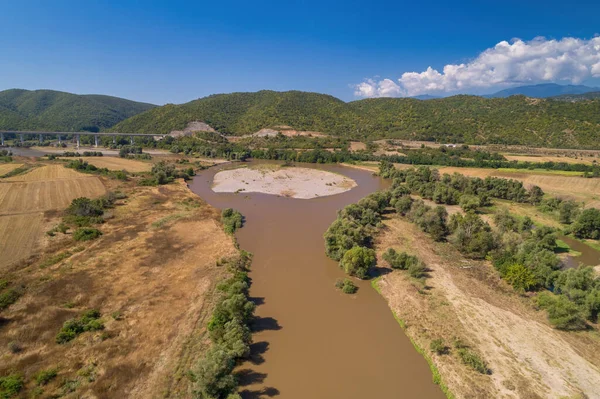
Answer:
339 246 376 279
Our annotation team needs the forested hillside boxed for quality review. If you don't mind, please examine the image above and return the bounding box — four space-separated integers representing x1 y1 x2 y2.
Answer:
113 90 600 148
0 89 156 132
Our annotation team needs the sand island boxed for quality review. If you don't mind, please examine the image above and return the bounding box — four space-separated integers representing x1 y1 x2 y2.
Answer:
211 164 357 199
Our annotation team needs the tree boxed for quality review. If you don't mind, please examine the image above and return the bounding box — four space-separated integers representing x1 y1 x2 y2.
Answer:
192 344 238 399
572 208 600 239
537 293 587 331
339 246 376 279
504 263 537 292
459 195 480 212
528 185 544 204
558 200 579 224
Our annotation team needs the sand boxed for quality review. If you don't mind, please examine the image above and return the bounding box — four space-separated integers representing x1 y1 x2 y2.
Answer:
211 165 357 199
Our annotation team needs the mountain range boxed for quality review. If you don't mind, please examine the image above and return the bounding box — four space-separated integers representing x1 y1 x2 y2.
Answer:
486 83 599 99
2 86 600 148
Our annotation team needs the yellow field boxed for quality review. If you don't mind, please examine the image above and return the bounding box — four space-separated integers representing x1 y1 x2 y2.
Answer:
0 163 24 176
4 164 84 182
60 156 152 172
503 154 597 165
0 213 44 268
0 164 106 269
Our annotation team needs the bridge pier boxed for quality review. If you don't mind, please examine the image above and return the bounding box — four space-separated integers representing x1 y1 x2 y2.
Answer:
0 133 4 146
112 136 116 145
130 136 134 145
76 134 80 148
39 134 43 144
94 135 99 147
58 135 61 145
20 134 24 144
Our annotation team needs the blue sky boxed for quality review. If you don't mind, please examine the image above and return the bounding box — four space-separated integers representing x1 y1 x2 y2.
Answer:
1 0 599 104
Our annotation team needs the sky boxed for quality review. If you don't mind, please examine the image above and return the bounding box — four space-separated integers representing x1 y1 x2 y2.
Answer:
1 0 599 104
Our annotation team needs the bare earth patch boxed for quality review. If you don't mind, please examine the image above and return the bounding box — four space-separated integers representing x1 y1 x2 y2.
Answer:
374 217 600 399
212 165 357 199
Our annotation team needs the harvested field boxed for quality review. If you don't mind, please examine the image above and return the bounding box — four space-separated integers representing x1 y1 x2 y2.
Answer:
0 163 106 269
503 154 598 165
349 141 367 152
0 178 106 215
0 163 24 176
0 212 44 268
374 217 600 399
59 156 152 172
4 164 85 181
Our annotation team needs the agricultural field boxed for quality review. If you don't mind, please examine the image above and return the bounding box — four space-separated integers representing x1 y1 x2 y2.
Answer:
0 163 106 269
59 156 152 173
0 163 24 176
503 154 598 165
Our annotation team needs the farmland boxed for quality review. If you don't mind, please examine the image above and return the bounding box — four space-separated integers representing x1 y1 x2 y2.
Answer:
0 164 106 268
59 156 152 172
0 163 24 176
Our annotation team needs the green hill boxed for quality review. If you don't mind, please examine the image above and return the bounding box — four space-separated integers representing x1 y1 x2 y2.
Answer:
0 89 156 132
112 90 600 148
549 91 600 102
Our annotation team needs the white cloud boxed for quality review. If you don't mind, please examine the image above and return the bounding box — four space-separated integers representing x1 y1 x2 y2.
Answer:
354 36 600 97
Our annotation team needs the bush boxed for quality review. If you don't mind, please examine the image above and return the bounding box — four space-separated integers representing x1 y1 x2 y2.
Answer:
0 288 21 311
382 248 418 270
35 369 58 386
408 261 427 279
324 218 370 261
537 293 587 331
192 344 238 399
504 263 537 292
0 373 24 398
221 208 244 234
430 338 448 355
457 347 490 374
73 228 102 241
339 246 376 279
56 309 104 344
459 195 480 212
67 197 104 218
335 278 358 294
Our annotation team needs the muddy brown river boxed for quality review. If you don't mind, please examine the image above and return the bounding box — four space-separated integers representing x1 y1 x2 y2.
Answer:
190 161 445 399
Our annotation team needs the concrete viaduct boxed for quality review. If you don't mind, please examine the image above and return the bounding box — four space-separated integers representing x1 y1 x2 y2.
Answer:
0 131 166 147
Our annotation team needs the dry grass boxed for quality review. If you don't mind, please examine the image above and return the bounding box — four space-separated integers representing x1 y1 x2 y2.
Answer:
349 141 367 152
374 217 600 399
503 154 598 165
0 212 44 268
0 163 24 176
0 182 237 398
59 157 152 173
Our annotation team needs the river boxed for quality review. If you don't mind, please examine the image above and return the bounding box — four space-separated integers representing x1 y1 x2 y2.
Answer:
189 161 444 399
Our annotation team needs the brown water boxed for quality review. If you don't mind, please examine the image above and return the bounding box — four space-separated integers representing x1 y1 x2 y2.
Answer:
559 235 600 268
189 161 445 399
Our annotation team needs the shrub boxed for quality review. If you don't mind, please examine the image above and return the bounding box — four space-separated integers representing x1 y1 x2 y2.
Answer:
35 369 58 386
537 293 587 331
324 218 370 261
335 278 358 294
7 342 21 354
339 246 376 279
73 228 102 241
221 208 244 234
504 263 537 292
457 347 490 374
0 289 21 311
430 339 448 355
459 195 481 212
0 373 24 398
192 344 238 399
56 309 104 344
382 248 418 270
67 197 104 218
408 261 427 279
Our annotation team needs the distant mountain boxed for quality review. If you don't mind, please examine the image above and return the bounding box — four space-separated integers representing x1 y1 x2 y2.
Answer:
549 91 600 102
410 94 440 100
0 89 156 132
112 90 600 148
486 83 598 99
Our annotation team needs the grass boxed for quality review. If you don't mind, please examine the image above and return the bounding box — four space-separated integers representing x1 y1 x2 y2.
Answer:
39 251 73 269
151 213 186 229
555 239 582 257
497 168 584 177
371 276 455 399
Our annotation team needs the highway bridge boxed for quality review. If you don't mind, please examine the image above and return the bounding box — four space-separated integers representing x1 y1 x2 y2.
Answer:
0 130 166 147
